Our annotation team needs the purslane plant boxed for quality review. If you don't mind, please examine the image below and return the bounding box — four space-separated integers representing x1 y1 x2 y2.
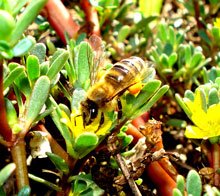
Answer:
176 78 220 139
51 38 169 159
148 22 211 94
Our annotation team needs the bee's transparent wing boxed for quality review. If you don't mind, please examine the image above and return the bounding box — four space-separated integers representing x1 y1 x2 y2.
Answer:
142 61 156 83
88 35 106 86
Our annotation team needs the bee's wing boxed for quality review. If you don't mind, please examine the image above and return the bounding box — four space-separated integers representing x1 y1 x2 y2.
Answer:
88 35 105 86
142 61 156 83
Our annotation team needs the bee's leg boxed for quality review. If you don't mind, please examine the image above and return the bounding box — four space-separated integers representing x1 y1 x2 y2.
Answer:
82 112 86 128
117 98 122 120
73 114 81 126
95 112 105 133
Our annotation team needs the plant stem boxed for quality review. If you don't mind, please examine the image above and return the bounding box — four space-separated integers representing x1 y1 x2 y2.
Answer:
80 0 100 36
115 153 142 196
211 143 220 187
192 0 204 30
11 138 29 190
0 61 13 142
44 0 80 44
108 133 142 196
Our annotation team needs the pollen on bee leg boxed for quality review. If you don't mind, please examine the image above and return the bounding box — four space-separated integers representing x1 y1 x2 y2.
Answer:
128 82 143 95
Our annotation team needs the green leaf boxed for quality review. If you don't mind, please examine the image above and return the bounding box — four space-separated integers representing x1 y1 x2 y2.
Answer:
12 36 36 57
198 88 207 112
168 53 177 67
14 72 31 98
69 173 104 196
117 25 130 42
184 90 194 101
0 10 15 41
28 173 61 192
208 88 219 106
173 188 183 196
186 170 202 196
75 41 93 90
26 55 40 84
46 152 69 175
0 163 16 186
3 66 25 90
4 98 18 130
0 40 13 59
117 131 133 148
175 94 192 118
190 52 203 69
40 61 49 75
135 85 169 117
74 133 99 159
47 97 75 157
176 175 185 195
198 29 211 46
208 67 218 82
10 0 48 45
0 187 6 196
168 26 175 46
10 0 29 16
166 119 187 128
139 0 163 18
184 45 192 66
17 186 31 196
30 43 46 64
211 27 220 42
123 80 162 118
158 23 167 43
24 76 50 130
160 53 169 68
47 49 69 81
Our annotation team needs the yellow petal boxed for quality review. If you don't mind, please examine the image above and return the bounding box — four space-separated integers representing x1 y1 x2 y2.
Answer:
61 111 75 134
185 125 209 139
214 18 220 28
70 113 85 137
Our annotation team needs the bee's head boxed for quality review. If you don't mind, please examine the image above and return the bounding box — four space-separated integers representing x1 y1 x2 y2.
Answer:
80 99 98 126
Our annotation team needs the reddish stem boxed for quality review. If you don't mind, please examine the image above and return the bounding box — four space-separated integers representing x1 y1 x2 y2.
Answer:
211 143 220 187
0 63 13 142
80 0 100 36
192 0 205 30
44 0 80 44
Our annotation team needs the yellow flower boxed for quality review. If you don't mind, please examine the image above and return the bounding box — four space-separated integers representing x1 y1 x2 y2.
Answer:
214 18 220 28
61 109 112 138
184 90 220 139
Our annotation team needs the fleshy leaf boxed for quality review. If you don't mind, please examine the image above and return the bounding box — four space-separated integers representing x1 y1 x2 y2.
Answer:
24 76 50 130
186 170 202 196
3 66 25 90
74 41 93 90
47 49 69 81
0 163 16 186
12 36 36 57
26 55 40 84
73 133 99 159
10 0 48 45
47 152 69 175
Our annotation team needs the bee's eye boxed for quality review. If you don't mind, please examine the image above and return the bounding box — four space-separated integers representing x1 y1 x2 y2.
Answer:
90 107 98 119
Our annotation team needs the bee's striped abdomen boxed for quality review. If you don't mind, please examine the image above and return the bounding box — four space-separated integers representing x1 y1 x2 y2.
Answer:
105 56 146 87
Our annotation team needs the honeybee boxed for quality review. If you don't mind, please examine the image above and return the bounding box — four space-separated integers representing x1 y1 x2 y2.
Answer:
80 54 154 127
